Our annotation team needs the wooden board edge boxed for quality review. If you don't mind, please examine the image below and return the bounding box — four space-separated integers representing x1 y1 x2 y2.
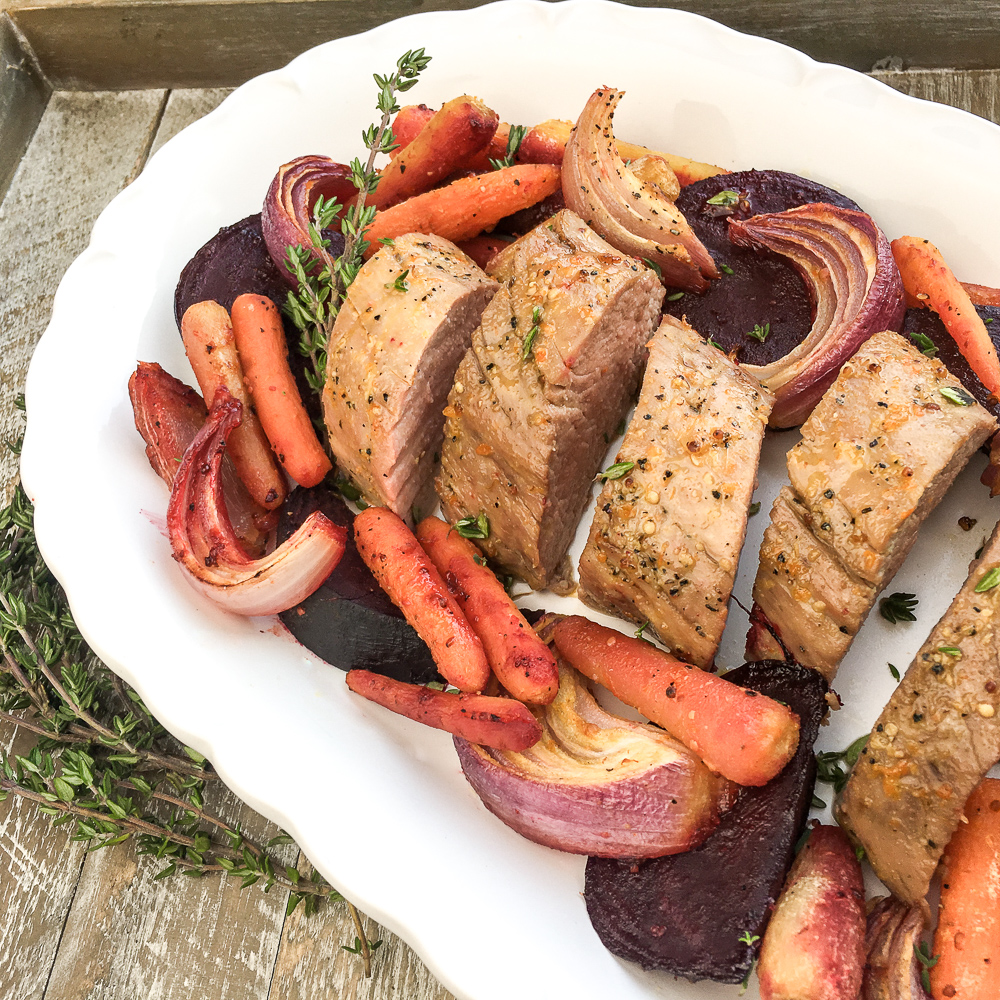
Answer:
0 13 51 203
5 0 1000 92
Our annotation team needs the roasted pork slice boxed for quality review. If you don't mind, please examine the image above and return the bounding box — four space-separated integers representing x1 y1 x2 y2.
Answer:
322 233 498 519
579 315 772 667
835 519 1000 905
747 330 997 677
436 210 665 590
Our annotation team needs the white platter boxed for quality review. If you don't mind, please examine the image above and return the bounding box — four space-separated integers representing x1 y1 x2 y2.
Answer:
20 2 1000 998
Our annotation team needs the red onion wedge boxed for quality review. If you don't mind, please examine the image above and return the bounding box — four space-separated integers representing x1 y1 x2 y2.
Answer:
861 896 931 1000
129 361 274 557
728 202 905 428
455 658 730 858
167 387 346 616
562 87 718 293
261 155 355 285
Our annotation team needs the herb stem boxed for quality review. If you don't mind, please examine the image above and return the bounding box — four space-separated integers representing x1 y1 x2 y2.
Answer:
348 901 375 977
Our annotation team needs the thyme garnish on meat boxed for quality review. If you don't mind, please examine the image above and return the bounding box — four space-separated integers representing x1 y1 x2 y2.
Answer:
454 513 490 539
597 460 635 481
879 591 919 624
815 734 869 794
521 305 543 360
284 48 432 393
940 385 975 406
0 470 382 970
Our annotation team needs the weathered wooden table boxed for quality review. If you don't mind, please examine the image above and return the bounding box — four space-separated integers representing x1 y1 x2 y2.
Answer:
1 1 998 995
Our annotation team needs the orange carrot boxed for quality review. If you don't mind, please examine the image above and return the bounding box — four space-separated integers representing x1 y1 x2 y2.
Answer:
346 670 541 751
230 294 331 488
416 516 558 705
354 508 490 693
374 95 499 209
931 778 1000 1000
364 164 562 251
963 281 1000 308
461 122 511 173
180 301 287 510
388 104 436 158
552 616 800 786
518 118 727 186
891 237 1000 397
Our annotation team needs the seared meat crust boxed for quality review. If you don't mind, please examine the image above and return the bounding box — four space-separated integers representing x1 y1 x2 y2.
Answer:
836 520 1000 904
436 210 664 590
322 233 498 520
747 330 997 677
580 315 772 666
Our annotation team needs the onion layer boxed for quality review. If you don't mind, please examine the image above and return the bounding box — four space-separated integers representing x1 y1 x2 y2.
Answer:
861 896 931 1000
455 634 729 857
261 155 354 285
728 202 905 428
167 387 346 616
562 87 718 292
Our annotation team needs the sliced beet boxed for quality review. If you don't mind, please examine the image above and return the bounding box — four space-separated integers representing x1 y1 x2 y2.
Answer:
277 484 440 684
584 659 828 983
666 170 861 366
174 213 337 424
901 304 1000 422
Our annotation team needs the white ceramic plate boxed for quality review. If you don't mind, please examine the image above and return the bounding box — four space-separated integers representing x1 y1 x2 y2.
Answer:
21 3 1000 997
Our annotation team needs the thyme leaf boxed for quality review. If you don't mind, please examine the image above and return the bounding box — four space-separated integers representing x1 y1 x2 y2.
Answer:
907 330 939 357
521 306 542 360
940 385 975 406
746 322 770 343
489 124 527 169
879 592 918 624
975 566 1000 593
453 513 490 540
815 734 869 794
597 461 635 481
707 189 739 207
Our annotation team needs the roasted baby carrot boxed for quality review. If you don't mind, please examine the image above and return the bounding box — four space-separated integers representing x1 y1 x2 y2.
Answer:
416 516 558 705
364 164 562 250
931 778 1000 1000
455 234 513 269
374 95 499 209
230 293 331 488
346 670 541 751
963 281 1000 308
552 616 800 786
180 300 287 510
388 104 436 157
891 236 1000 397
354 507 490 693
518 118 727 186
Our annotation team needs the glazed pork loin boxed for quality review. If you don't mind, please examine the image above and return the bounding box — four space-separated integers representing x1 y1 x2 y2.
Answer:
322 233 498 521
436 210 665 591
836 518 1000 904
580 315 773 667
746 329 997 679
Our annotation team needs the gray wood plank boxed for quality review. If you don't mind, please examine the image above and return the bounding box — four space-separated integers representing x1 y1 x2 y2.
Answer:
0 88 168 1000
871 68 1000 126
6 0 1000 91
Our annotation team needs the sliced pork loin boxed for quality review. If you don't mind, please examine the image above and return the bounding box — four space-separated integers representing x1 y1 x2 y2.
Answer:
746 330 997 678
836 518 1000 904
436 210 664 591
322 233 498 520
579 315 772 667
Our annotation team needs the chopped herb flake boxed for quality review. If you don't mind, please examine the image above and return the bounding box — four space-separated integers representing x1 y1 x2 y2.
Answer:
720 263 734 275
453 513 489 540
597 460 635 481
746 322 770 343
907 330 939 357
666 291 685 302
940 385 975 406
888 662 901 681
975 566 1000 593
879 592 918 624
749 501 761 516
707 189 740 207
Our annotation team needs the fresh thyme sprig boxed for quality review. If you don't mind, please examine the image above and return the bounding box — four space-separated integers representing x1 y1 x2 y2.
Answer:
490 124 527 169
284 48 431 392
815 734 869 794
879 591 918 624
0 477 382 968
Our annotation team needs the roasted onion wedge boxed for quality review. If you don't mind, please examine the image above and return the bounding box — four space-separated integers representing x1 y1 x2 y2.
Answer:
455 659 729 858
261 155 353 283
562 87 717 292
728 202 905 428
861 897 931 1000
167 388 346 616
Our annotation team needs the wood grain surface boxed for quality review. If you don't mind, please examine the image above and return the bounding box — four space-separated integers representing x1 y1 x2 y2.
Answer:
0 65 997 1000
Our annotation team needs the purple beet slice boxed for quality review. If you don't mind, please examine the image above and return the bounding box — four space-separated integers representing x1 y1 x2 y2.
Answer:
666 170 861 366
901 304 1000 422
584 659 828 983
277 483 440 684
174 213 341 424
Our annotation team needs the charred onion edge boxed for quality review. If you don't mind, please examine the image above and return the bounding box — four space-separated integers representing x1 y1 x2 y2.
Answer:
861 896 931 1000
454 658 729 858
562 87 717 293
728 202 905 428
166 387 346 616
261 155 355 286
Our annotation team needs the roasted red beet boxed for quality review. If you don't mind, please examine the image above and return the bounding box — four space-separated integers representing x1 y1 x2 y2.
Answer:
666 170 860 366
583 659 828 984
277 483 440 684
